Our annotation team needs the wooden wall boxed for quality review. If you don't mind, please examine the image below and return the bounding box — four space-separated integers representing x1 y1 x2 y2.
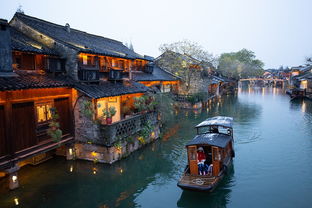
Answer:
12 102 36 152
0 88 73 155
55 97 71 135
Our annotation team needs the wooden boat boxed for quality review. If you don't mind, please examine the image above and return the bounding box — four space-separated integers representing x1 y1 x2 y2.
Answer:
287 88 306 100
177 116 235 192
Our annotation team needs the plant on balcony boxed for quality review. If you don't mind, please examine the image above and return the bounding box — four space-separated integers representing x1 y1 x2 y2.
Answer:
134 94 158 113
103 106 117 125
134 96 147 113
47 108 63 142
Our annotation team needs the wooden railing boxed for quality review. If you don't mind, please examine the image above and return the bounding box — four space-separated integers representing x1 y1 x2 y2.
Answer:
99 112 158 146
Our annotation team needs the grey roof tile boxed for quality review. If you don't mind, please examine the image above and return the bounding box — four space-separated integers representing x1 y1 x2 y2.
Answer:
74 80 150 99
0 70 70 91
132 65 179 82
186 133 232 148
14 13 147 60
10 27 58 55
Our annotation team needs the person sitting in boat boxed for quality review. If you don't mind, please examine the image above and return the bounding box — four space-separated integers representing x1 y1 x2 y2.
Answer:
207 164 213 176
197 147 207 175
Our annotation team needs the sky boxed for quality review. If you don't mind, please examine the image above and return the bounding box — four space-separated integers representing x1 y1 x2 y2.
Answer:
1 0 312 69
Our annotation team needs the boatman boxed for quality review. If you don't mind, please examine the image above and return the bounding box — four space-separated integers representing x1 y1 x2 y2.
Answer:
197 147 206 175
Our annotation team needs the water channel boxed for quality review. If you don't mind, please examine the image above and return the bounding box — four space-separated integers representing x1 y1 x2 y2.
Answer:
1 87 312 208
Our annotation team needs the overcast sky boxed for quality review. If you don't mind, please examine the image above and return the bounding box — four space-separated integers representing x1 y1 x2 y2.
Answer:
1 0 312 68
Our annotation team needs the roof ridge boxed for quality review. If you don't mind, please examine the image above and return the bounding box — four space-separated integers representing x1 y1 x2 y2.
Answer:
155 64 181 79
14 12 123 45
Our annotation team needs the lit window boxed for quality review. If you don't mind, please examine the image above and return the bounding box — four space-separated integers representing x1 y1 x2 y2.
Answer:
82 55 88 65
36 103 53 123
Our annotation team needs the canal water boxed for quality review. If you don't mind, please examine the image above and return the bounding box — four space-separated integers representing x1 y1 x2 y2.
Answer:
1 87 312 208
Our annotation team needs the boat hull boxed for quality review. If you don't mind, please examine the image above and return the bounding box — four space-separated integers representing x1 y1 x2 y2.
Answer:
177 159 232 192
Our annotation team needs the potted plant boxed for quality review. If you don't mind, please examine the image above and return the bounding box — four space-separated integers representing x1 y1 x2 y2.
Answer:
47 108 63 142
103 106 116 124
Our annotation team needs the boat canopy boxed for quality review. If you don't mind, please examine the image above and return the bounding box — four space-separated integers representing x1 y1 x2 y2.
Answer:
195 116 233 129
186 133 232 148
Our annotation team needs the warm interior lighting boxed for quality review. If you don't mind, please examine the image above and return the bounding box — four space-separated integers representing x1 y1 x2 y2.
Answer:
14 198 19 206
68 148 73 156
91 151 97 157
12 175 17 183
151 131 155 138
70 165 73 172
301 80 308 89
120 168 123 173
82 55 88 65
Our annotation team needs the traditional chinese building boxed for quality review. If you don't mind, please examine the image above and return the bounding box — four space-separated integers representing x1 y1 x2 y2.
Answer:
0 19 75 189
0 12 178 189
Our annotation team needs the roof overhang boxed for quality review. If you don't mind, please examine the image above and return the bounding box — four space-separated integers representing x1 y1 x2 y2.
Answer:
186 133 232 148
196 116 233 129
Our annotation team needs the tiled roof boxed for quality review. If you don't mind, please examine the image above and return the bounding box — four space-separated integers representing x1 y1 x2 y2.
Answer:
0 70 71 91
10 27 58 55
186 133 232 148
13 12 147 60
74 80 150 99
291 65 312 72
0 70 150 97
132 65 179 82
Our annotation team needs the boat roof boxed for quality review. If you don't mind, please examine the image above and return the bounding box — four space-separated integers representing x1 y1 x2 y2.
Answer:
195 116 233 129
186 133 232 148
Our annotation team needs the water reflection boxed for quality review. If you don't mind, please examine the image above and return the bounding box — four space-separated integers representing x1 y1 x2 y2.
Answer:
2 87 312 208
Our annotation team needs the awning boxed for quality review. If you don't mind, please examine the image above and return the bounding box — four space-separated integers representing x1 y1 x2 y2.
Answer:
196 116 233 129
186 133 232 148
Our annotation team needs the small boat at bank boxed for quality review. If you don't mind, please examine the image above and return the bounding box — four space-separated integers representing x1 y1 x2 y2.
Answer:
286 88 306 100
177 116 235 192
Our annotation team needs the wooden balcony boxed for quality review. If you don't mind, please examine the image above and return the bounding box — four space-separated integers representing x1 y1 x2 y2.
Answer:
99 112 158 146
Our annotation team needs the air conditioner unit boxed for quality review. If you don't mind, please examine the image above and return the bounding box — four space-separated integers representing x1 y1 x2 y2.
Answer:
108 69 123 81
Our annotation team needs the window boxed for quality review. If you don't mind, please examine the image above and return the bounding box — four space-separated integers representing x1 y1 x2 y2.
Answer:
162 84 171 93
36 102 52 123
82 55 88 65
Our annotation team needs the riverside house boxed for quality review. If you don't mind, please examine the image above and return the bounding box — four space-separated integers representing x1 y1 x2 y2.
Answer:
155 51 235 97
0 12 177 189
289 65 312 99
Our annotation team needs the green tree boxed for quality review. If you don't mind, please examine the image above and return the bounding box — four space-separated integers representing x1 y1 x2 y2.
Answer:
217 49 264 79
157 40 216 93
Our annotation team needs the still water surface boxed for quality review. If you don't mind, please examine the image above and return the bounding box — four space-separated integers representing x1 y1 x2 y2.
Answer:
1 87 312 208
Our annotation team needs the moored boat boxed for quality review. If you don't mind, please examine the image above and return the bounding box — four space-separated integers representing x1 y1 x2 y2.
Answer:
177 116 235 192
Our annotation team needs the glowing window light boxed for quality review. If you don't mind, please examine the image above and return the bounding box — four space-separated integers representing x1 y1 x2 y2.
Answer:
37 105 46 122
82 55 88 65
70 165 73 172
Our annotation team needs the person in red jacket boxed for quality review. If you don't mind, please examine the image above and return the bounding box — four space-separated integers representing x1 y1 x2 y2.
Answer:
197 147 206 175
